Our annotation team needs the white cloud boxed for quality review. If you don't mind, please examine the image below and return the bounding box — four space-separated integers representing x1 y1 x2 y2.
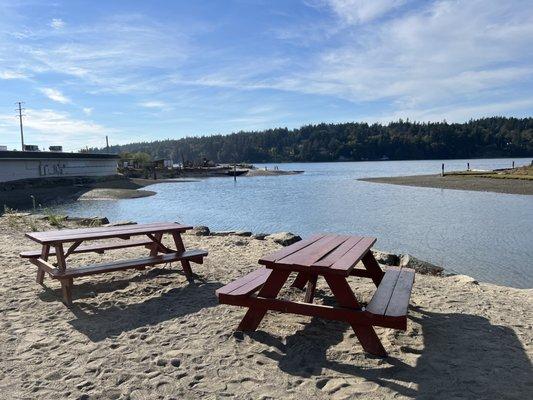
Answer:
324 0 407 24
0 70 28 80
138 101 169 110
0 109 111 150
50 18 65 29
284 0 533 116
82 107 93 115
40 88 71 104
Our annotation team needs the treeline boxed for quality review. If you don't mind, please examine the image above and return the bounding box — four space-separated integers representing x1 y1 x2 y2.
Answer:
97 117 533 163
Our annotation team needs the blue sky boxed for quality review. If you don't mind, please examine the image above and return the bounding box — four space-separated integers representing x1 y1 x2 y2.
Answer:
0 0 532 151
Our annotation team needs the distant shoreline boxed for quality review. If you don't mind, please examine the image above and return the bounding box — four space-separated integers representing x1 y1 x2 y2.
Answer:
359 174 533 195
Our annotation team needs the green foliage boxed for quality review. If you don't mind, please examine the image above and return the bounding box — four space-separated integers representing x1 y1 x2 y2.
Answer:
46 213 66 228
96 117 533 163
120 152 152 165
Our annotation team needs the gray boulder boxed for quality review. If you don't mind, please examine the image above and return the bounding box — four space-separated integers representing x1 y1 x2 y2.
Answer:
400 254 444 275
210 230 235 236
234 231 253 237
252 233 268 240
372 250 400 266
266 232 302 246
191 226 210 236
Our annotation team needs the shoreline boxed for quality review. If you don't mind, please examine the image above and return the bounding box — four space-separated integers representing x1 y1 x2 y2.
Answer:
360 173 533 195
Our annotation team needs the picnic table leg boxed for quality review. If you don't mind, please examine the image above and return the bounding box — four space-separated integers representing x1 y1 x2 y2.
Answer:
324 275 387 357
172 232 194 282
361 251 384 287
238 270 291 332
36 244 50 285
304 274 318 303
60 278 73 306
291 272 309 290
54 244 73 305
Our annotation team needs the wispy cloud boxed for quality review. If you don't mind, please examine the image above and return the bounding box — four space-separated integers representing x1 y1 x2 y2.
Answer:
82 107 93 115
40 88 71 104
0 108 111 148
0 70 29 80
321 0 407 24
138 101 168 109
282 0 533 119
50 18 65 29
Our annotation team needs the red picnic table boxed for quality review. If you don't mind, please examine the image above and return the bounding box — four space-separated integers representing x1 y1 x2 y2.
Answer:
216 233 415 356
20 222 207 305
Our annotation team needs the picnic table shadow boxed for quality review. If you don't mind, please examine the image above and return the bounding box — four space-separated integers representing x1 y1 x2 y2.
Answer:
42 268 223 342
250 303 532 399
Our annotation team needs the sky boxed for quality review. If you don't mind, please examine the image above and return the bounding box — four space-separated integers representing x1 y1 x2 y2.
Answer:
0 0 532 151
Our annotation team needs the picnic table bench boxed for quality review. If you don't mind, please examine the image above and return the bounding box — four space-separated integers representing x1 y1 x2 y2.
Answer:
216 233 414 356
21 222 208 305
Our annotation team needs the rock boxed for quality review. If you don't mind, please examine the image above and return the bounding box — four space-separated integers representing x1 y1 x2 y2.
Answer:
252 233 268 240
234 231 252 237
191 226 210 236
67 216 109 226
372 250 400 266
400 254 444 275
266 232 302 246
103 221 137 227
448 274 478 285
210 230 236 236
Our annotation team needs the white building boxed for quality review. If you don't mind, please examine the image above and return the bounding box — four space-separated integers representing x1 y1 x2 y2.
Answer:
0 151 119 183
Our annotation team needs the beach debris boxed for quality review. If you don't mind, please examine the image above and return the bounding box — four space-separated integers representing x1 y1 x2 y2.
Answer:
191 226 210 236
372 250 400 266
266 232 302 246
400 254 443 275
103 220 137 227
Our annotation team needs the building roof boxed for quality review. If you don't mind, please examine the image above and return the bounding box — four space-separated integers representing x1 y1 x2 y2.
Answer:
0 151 119 160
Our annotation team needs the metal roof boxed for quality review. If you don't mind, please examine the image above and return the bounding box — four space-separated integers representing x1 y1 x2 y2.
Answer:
0 150 119 160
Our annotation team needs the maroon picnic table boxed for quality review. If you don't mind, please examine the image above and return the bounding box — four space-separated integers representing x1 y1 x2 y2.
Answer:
20 222 208 305
216 233 415 356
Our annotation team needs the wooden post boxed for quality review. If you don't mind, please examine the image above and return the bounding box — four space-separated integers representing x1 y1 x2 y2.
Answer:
441 163 444 176
512 161 515 169
233 163 237 182
467 162 470 171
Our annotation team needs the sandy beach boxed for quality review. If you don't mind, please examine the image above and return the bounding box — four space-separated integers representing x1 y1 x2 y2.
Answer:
360 174 533 195
0 215 531 399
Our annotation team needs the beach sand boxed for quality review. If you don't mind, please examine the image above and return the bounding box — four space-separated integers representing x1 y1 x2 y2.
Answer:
360 174 533 195
0 216 531 399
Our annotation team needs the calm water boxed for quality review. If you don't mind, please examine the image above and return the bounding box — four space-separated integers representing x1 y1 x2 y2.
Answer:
49 158 533 288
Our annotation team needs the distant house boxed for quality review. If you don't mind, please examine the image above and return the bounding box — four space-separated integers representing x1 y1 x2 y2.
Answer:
0 150 119 183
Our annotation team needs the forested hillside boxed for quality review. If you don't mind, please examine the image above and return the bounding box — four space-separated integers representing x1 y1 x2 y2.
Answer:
97 117 533 163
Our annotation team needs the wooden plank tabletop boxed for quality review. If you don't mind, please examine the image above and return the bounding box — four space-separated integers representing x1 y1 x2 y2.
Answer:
259 233 376 275
25 222 192 244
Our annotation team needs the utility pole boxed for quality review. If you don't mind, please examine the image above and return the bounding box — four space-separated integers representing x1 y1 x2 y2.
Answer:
106 135 109 153
16 101 25 151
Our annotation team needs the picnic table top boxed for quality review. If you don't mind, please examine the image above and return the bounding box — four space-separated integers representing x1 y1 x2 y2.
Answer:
25 222 192 244
259 233 376 275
